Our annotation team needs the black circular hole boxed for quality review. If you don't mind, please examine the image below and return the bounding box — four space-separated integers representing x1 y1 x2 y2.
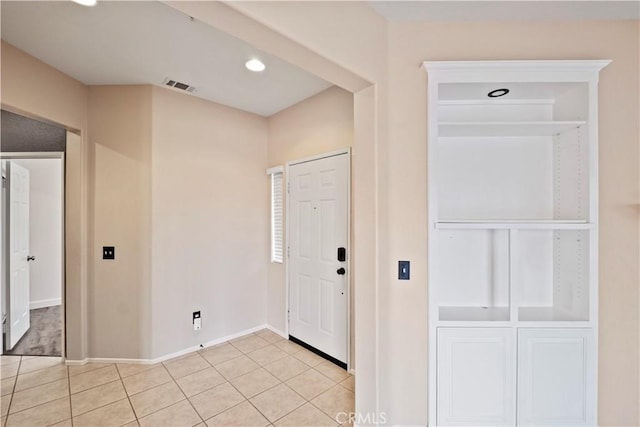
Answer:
488 88 510 98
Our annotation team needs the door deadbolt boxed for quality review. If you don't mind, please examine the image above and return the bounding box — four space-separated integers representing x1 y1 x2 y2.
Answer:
337 267 346 275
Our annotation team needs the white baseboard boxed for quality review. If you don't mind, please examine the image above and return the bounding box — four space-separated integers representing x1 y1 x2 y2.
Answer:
64 359 88 366
265 324 287 339
30 298 61 310
65 324 358 374
86 357 155 365
66 324 270 366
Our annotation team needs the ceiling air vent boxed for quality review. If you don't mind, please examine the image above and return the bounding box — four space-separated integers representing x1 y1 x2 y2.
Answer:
162 78 196 93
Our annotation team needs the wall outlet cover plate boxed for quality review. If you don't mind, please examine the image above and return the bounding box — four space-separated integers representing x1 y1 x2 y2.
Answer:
399 260 410 280
103 246 115 260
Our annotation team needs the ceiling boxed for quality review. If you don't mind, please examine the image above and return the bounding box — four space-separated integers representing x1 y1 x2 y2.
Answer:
1 1 333 117
370 1 640 22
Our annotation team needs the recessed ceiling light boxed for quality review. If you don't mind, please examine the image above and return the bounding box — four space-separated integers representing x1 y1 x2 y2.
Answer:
488 88 510 98
72 0 97 6
245 59 266 72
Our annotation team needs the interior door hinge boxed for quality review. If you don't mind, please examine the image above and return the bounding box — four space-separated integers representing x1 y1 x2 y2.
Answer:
287 246 290 258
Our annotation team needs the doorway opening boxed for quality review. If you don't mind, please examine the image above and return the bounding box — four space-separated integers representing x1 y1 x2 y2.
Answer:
1 150 65 358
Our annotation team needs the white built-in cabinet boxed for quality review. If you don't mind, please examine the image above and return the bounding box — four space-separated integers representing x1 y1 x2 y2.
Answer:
423 60 609 427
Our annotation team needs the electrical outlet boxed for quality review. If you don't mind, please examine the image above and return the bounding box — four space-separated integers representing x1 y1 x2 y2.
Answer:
193 311 201 331
103 246 115 260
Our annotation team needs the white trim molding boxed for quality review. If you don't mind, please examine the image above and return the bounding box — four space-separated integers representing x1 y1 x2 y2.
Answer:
65 324 271 366
30 298 62 310
266 165 284 175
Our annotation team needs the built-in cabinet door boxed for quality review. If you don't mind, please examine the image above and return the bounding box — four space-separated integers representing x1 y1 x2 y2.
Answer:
518 328 596 426
437 328 515 426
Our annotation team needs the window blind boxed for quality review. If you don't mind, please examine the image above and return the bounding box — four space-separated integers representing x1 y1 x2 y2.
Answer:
269 169 284 263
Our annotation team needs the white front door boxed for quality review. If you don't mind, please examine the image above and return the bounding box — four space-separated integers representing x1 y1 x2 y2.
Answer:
7 161 31 350
288 151 349 365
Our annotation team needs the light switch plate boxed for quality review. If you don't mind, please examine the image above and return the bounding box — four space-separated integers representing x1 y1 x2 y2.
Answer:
399 260 410 280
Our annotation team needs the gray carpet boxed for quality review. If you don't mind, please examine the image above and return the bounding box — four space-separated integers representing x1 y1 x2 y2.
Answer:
4 305 62 356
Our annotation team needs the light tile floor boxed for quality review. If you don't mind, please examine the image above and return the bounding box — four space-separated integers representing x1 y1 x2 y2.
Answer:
0 329 354 427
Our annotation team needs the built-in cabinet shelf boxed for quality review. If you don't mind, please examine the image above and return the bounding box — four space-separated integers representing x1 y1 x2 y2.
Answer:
517 307 586 322
439 120 586 138
439 306 510 322
425 60 609 427
436 220 592 230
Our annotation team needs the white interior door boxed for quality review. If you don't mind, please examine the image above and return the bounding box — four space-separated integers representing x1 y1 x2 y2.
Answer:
7 161 31 350
288 152 349 364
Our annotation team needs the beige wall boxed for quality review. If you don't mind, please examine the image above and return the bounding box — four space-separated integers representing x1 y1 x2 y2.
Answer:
385 20 639 426
1 41 89 361
151 87 269 358
0 41 87 131
266 85 354 364
88 86 153 359
179 6 640 425
268 86 354 167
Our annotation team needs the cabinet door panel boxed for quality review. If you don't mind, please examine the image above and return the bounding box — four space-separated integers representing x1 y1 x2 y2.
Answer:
437 328 515 426
518 328 595 426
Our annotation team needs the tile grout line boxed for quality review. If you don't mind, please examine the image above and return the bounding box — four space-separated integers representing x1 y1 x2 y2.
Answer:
69 371 223 427
4 364 73 419
196 338 349 425
68 363 111 378
66 363 73 427
305 386 346 424
159 359 205 426
126 363 202 424
114 363 140 426
154 362 217 402
124 381 198 426
199 352 251 424
216 372 284 425
282 365 354 423
65 379 130 420
198 347 251 369
263 382 311 426
68 366 121 395
198 340 278 425
13 356 63 377
3 356 23 426
180 386 205 426
10 367 69 395
223 341 335 425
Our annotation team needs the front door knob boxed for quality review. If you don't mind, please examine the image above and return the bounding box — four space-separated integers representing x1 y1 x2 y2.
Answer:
337 267 346 275
27 255 36 262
